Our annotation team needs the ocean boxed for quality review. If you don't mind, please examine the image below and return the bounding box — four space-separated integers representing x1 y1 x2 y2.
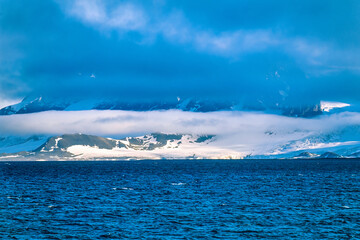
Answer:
1 159 359 239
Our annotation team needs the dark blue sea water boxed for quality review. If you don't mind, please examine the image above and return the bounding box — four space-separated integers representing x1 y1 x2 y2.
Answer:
1 159 359 239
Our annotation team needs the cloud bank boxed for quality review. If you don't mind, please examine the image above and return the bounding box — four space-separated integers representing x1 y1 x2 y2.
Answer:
1 110 360 155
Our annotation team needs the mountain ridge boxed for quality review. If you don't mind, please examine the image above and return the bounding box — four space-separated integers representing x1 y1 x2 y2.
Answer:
0 95 326 117
0 133 219 160
1 132 360 160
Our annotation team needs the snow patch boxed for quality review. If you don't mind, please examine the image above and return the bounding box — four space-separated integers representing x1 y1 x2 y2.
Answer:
321 101 350 112
49 137 63 152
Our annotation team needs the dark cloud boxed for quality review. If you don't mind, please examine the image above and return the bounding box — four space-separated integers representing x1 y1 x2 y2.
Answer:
0 0 360 106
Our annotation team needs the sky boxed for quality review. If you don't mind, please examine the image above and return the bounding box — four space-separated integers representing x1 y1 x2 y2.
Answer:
1 0 360 106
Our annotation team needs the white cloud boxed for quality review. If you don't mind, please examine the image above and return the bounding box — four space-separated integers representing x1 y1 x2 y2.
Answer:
108 3 146 31
66 0 146 31
0 110 340 136
59 1 289 56
59 0 356 74
70 0 107 24
194 30 279 55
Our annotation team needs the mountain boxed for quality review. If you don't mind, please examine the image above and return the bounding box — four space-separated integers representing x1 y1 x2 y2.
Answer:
0 95 325 117
293 152 320 159
0 96 238 115
0 133 226 160
1 129 360 160
348 151 360 158
0 96 70 115
292 151 345 159
319 152 343 159
0 135 48 153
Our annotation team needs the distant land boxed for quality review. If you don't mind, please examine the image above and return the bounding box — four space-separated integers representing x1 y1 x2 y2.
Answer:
1 96 359 161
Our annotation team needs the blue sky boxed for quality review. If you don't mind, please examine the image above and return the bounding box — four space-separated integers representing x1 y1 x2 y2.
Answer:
1 0 360 106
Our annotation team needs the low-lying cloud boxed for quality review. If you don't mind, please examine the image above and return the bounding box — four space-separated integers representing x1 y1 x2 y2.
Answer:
1 110 360 153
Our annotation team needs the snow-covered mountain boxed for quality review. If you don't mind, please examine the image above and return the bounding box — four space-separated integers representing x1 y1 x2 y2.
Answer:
0 96 238 115
0 95 327 117
1 133 232 160
1 129 360 160
0 135 48 153
0 96 70 115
